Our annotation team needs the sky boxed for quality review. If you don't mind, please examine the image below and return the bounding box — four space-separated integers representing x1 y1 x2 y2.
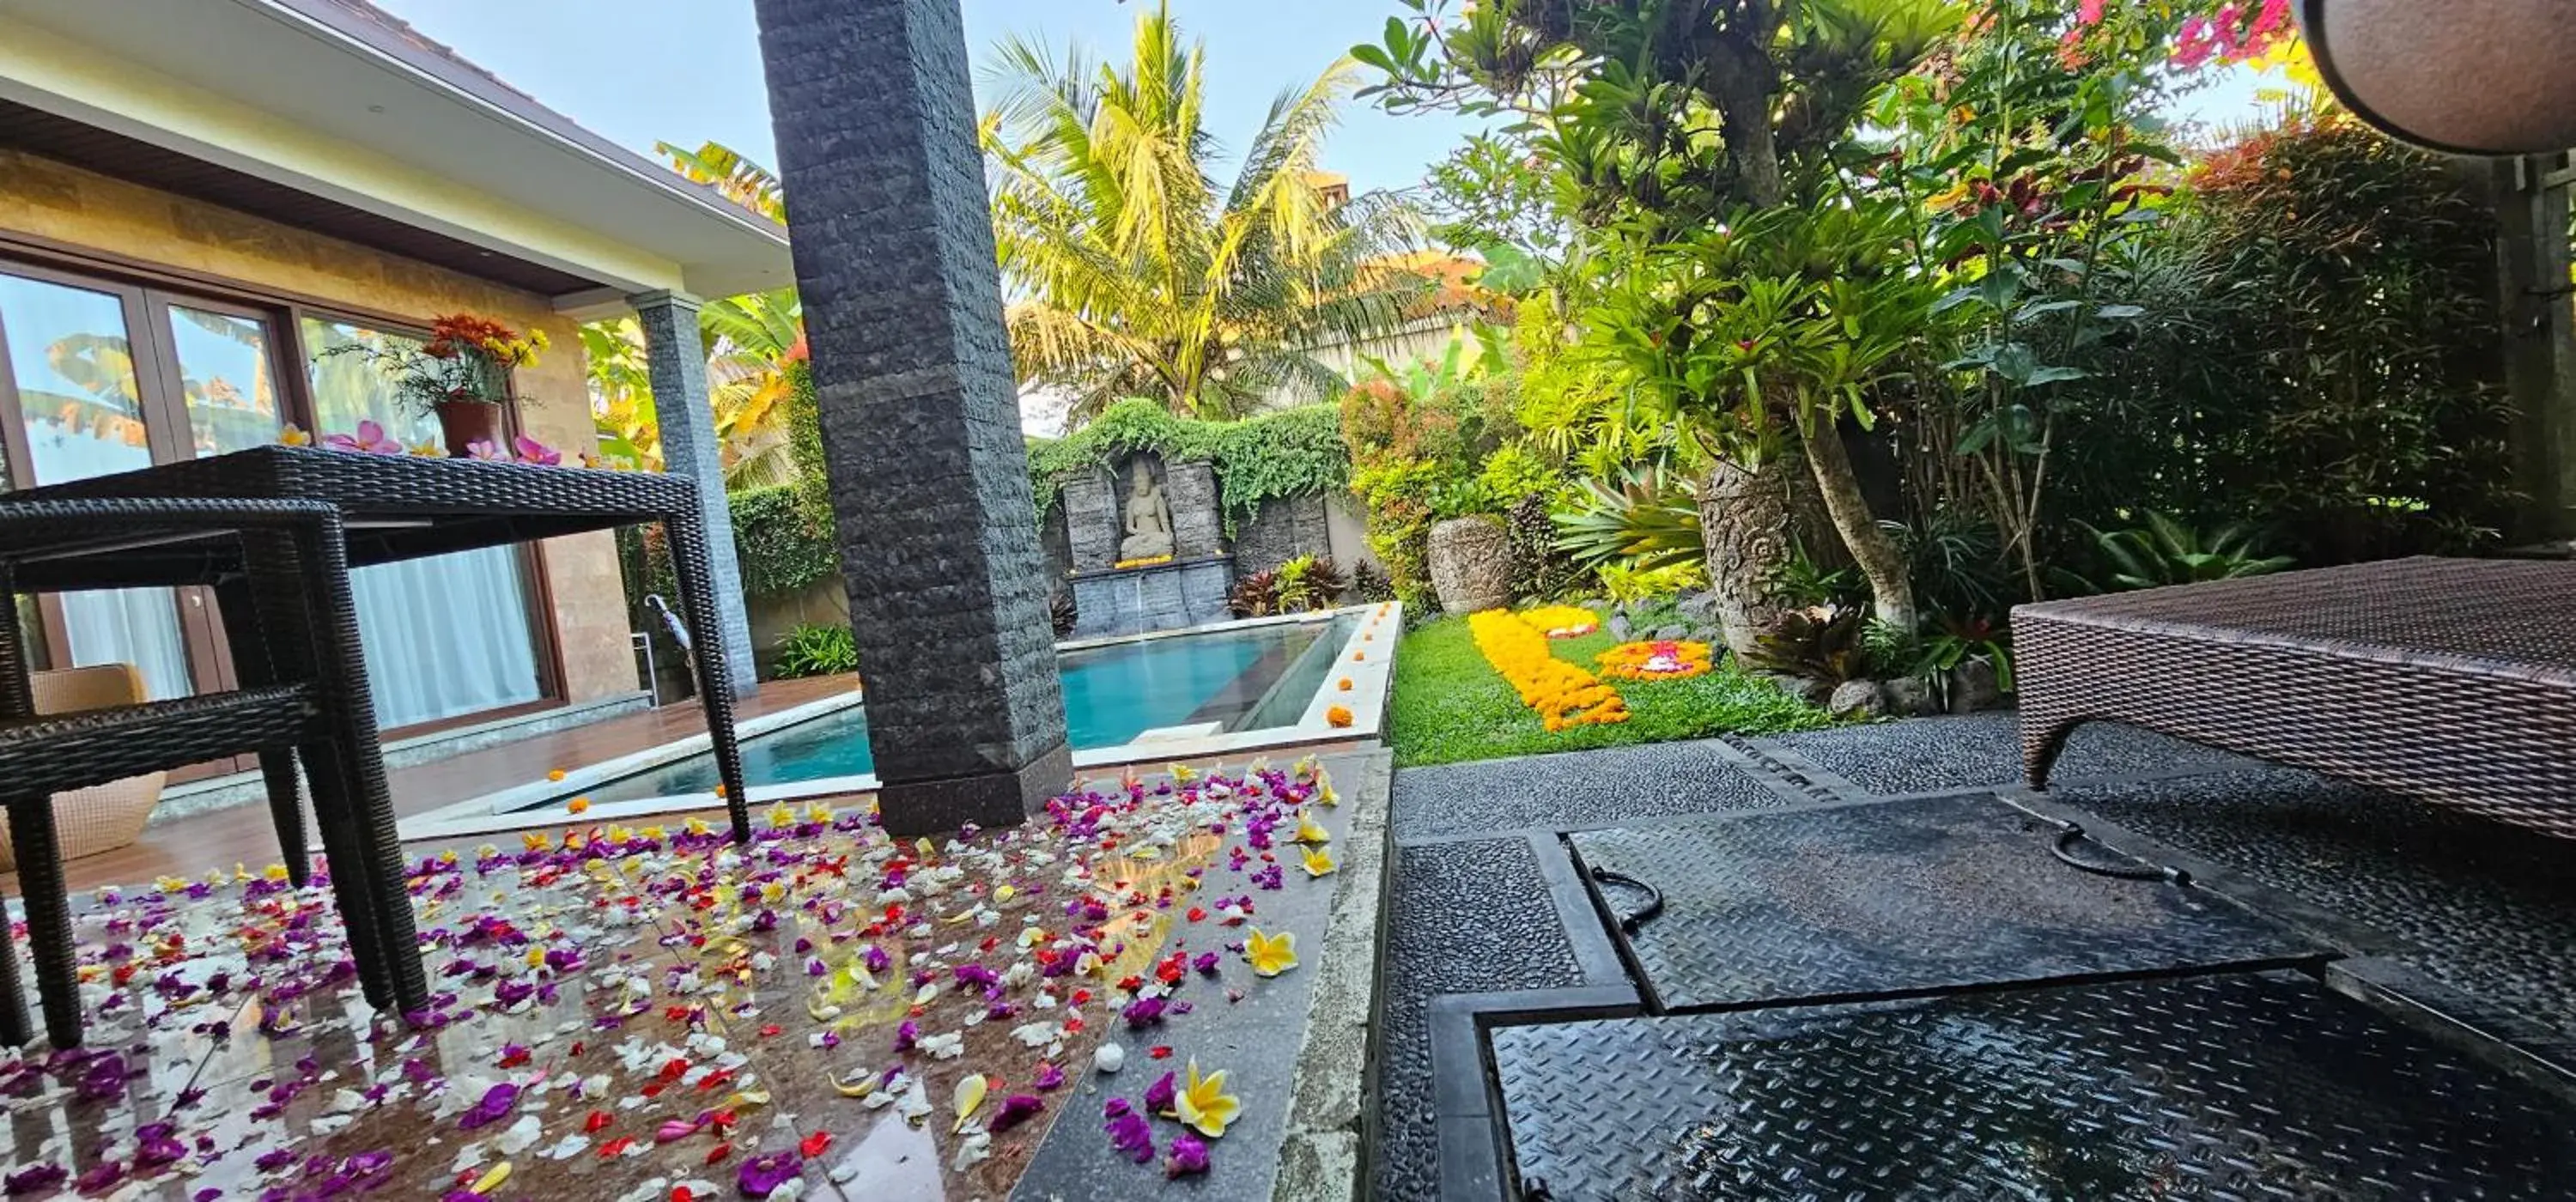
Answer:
370 0 2274 200
368 0 1482 198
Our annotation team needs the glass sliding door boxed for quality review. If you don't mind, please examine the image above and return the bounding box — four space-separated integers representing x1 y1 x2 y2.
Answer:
0 270 194 700
302 317 544 728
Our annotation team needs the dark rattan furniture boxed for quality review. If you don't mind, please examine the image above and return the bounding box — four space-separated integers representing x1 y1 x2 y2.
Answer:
0 499 422 1048
8 446 753 840
2017 556 2576 838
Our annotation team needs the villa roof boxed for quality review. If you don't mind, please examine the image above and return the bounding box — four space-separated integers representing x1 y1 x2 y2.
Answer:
0 0 793 307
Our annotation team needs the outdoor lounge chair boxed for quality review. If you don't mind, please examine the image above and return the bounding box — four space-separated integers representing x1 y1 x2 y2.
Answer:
0 665 167 873
0 498 424 1048
2015 555 2576 839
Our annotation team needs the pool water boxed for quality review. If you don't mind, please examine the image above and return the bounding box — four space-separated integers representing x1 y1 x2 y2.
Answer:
553 616 1352 808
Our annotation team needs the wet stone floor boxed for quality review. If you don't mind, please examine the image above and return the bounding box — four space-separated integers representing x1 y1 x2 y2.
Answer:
1 757 1354 1200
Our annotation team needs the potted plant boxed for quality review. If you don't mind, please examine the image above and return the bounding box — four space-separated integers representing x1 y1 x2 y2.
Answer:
323 313 547 457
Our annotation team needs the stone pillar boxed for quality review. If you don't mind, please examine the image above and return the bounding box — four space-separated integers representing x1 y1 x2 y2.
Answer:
629 290 757 698
1165 461 1223 560
1060 470 1118 573
751 0 1070 833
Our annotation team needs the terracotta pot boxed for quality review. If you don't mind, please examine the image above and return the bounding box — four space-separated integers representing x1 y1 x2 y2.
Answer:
1426 515 1514 615
435 399 506 458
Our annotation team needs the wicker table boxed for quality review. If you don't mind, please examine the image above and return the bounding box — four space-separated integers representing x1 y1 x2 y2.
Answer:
7 446 753 842
2015 556 2576 838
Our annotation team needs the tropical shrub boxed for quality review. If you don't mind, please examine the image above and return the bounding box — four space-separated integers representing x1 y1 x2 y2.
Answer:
1596 562 1708 605
2169 111 2518 562
773 622 859 678
2080 513 2294 592
1273 555 1349 612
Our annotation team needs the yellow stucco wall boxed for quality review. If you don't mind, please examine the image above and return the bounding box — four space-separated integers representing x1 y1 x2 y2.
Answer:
0 149 637 708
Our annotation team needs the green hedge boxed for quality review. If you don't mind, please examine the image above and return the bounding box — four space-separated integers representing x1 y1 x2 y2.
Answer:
730 483 837 596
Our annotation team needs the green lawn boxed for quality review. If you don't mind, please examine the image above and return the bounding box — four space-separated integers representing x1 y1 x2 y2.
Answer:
1386 612 1834 768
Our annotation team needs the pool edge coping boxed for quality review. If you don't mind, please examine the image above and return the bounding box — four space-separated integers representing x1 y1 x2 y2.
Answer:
396 602 1401 841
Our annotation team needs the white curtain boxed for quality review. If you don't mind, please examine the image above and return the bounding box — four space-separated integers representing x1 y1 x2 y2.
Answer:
60 589 192 701
350 549 544 727
302 318 544 727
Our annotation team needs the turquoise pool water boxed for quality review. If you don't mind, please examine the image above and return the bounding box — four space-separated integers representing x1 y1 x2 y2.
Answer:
548 616 1352 809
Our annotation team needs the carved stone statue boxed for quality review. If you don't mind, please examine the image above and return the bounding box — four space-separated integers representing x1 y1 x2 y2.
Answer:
1117 459 1174 561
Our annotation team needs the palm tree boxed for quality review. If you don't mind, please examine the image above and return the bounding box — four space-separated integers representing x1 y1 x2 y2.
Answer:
586 141 807 485
981 3 1426 424
585 288 805 487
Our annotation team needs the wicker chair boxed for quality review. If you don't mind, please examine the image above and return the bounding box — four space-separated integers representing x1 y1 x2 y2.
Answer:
0 665 167 872
0 499 426 1048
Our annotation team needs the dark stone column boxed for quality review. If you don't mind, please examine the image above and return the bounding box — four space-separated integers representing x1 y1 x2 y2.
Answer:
629 290 757 697
1060 470 1118 573
750 0 1070 832
1165 461 1223 559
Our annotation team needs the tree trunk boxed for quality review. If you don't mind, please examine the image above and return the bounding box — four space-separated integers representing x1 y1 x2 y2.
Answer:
1702 30 1786 209
1800 421 1918 633
1697 458 1801 658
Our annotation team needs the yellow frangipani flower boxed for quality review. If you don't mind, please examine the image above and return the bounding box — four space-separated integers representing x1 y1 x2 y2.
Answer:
768 804 797 829
277 423 311 446
1246 928 1298 978
1294 812 1331 845
520 833 551 853
640 825 667 842
685 817 714 837
1175 1060 1242 1138
1168 762 1198 784
1302 847 1338 878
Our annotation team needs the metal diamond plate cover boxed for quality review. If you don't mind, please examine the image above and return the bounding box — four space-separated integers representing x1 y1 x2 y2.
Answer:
1570 795 2315 1009
1494 970 2576 1201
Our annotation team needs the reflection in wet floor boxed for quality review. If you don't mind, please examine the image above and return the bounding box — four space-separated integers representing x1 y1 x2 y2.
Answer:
2 758 1344 1201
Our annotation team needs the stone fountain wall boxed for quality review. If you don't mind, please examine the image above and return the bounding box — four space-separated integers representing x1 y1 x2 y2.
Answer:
1063 456 1234 638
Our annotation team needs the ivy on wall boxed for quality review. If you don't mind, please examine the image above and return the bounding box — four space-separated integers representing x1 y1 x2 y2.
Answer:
1026 398 1351 532
626 384 1353 608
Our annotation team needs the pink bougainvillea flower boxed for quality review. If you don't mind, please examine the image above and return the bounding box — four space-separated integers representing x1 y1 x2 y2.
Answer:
322 419 402 454
1167 1132 1212 1177
1103 1102 1156 1164
1143 1070 1177 1115
2076 0 2103 23
1033 1061 1066 1091
512 435 562 466
458 1081 520 1130
736 1150 801 1198
989 1093 1046 1134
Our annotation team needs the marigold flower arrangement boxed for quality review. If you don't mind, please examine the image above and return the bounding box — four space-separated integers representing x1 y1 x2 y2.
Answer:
1467 610 1628 732
1114 553 1176 570
1596 639 1713 681
1521 604 1601 639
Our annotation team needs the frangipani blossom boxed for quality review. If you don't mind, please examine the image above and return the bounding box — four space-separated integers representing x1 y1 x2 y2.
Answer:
323 419 403 454
1302 847 1336 877
1246 928 1297 977
465 439 511 462
512 434 561 465
1173 1061 1241 1138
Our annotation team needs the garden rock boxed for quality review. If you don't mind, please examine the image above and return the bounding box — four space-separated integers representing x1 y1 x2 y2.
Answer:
1828 679 1886 719
1883 675 1940 717
1761 672 1834 707
1948 659 2004 713
1426 516 1514 616
1653 625 1692 642
1675 590 1723 627
1607 612 1631 641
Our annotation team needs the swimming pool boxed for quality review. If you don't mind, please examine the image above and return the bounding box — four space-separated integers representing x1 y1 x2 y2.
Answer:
525 611 1360 811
